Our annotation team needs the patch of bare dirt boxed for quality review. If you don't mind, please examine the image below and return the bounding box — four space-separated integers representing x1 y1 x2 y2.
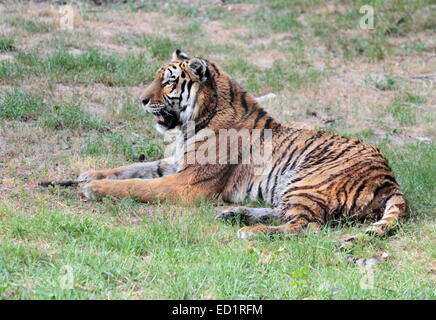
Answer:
67 48 83 55
81 11 185 41
93 42 130 53
20 33 53 51
260 56 436 146
53 83 143 100
51 83 143 119
248 49 286 69
0 53 14 62
245 32 295 47
6 3 187 54
36 4 83 27
311 1 349 15
202 20 250 45
338 29 372 38
0 24 14 35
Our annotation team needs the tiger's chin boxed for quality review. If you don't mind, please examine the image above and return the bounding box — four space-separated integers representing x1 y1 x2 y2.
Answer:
156 122 171 134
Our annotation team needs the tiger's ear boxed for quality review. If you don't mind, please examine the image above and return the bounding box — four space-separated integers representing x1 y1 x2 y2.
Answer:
188 58 209 82
172 49 189 61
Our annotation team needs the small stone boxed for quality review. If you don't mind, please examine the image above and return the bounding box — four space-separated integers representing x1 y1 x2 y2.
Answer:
256 93 277 103
415 136 432 143
319 281 342 295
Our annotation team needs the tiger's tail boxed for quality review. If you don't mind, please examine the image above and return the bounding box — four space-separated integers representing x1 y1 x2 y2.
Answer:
366 191 408 235
340 190 408 254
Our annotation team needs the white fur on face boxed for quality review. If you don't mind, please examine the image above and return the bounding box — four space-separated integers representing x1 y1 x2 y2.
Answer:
180 82 199 123
163 66 181 85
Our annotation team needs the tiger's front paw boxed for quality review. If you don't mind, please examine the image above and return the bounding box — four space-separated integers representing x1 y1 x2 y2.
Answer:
236 226 257 240
236 225 270 240
215 207 248 222
81 180 107 200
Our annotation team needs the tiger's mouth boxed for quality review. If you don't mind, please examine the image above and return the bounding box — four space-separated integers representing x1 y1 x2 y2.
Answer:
144 104 165 115
145 105 166 122
145 105 179 130
154 114 165 123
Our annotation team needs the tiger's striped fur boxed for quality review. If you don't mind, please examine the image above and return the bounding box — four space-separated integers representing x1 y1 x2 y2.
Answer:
80 50 408 239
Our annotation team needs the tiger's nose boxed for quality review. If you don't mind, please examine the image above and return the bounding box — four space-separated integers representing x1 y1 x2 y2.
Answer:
142 98 150 106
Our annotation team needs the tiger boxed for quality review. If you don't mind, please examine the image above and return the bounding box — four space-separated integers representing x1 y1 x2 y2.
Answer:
79 49 408 240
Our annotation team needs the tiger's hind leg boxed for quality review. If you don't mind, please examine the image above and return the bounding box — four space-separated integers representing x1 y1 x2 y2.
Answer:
215 207 282 225
235 192 327 239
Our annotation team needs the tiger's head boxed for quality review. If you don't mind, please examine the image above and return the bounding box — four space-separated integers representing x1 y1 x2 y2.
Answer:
140 49 211 133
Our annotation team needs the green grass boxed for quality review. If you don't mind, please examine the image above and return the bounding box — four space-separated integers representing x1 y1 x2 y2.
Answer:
372 77 397 91
176 20 202 36
44 50 157 86
39 104 106 131
8 17 52 34
0 50 158 86
224 59 326 93
107 94 151 122
82 131 163 162
254 9 302 33
388 94 426 126
339 36 388 61
0 89 106 131
0 36 15 52
0 143 434 299
0 89 46 121
116 33 180 60
380 144 435 216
